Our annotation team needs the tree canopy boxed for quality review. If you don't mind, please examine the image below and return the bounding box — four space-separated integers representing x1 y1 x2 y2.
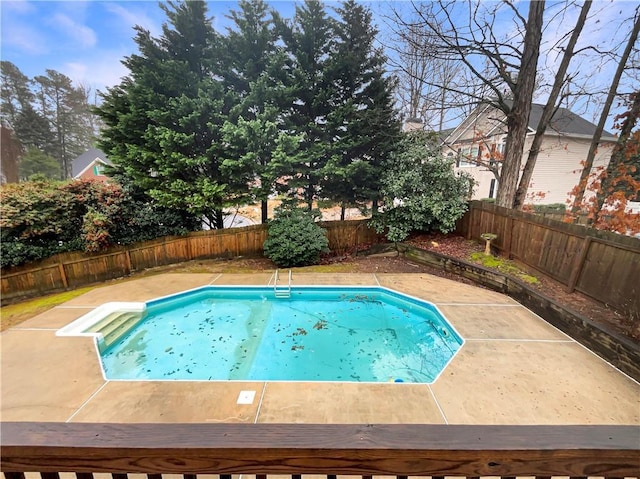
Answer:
0 61 96 180
95 0 400 228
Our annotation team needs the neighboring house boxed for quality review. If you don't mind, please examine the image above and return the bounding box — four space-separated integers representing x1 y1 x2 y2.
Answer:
403 117 424 132
72 148 112 182
442 103 617 205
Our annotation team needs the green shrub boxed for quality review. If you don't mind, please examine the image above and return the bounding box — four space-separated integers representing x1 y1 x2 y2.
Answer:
263 203 329 267
0 178 199 268
532 203 566 213
370 131 474 243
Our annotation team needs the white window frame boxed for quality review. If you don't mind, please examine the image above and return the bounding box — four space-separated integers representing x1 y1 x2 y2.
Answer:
458 146 479 167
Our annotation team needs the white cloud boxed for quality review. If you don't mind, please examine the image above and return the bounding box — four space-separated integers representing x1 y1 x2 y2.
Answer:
103 3 161 37
61 52 130 92
50 13 97 48
1 22 49 54
1 0 36 15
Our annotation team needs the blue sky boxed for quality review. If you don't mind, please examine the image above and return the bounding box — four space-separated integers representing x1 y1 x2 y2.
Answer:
0 1 300 92
1 0 637 130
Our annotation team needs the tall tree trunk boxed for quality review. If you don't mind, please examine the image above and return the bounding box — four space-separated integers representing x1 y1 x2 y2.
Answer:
306 178 314 211
0 125 21 183
594 91 640 217
261 199 268 224
514 0 591 210
571 12 640 216
215 209 225 230
496 0 545 209
340 202 346 221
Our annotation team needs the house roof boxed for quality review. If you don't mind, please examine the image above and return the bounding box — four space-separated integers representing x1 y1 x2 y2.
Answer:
72 148 112 177
438 127 456 140
446 101 615 144
527 103 615 138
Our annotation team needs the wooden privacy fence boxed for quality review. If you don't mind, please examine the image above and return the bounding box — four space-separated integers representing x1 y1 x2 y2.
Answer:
0 220 378 303
2 422 639 478
458 201 640 317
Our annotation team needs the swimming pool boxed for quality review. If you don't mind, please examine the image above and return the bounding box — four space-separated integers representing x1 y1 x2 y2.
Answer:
59 286 463 383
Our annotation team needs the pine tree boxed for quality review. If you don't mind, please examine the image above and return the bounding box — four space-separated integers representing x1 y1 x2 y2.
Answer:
220 0 296 223
275 0 335 209
95 1 233 229
13 104 55 155
33 70 93 178
223 0 277 100
0 61 34 128
321 1 401 218
19 148 61 180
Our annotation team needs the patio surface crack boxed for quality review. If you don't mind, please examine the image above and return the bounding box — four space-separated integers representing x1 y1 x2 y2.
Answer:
65 381 109 423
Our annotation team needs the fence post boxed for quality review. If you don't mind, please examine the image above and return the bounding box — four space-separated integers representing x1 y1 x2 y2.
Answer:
124 250 133 274
185 236 193 261
566 236 592 293
465 203 474 240
57 263 68 289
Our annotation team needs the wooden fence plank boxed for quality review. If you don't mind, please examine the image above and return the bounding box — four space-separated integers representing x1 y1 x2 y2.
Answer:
0 221 377 303
459 201 640 316
1 423 638 477
567 237 592 293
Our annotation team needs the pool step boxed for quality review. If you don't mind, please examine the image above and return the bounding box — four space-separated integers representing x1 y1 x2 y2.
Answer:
87 311 144 351
273 269 292 298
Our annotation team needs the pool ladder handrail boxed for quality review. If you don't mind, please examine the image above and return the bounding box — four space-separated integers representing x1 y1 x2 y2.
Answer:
274 269 292 298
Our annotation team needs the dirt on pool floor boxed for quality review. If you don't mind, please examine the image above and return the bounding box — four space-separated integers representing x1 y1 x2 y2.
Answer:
163 233 637 342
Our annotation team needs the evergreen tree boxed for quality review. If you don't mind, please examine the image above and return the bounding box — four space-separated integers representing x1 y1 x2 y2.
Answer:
223 0 277 100
95 1 233 229
371 131 473 243
0 61 34 128
33 70 93 178
359 73 402 213
220 0 296 223
321 1 401 218
275 0 335 209
19 148 61 180
13 104 55 155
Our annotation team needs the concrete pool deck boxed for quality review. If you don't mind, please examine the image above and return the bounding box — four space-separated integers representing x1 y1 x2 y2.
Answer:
1 272 638 425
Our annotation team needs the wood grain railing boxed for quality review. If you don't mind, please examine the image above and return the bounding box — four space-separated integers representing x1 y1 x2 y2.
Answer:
1 423 639 479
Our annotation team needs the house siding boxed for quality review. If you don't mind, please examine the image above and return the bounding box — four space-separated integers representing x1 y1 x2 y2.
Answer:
528 136 613 204
454 134 614 205
77 160 109 183
444 104 506 152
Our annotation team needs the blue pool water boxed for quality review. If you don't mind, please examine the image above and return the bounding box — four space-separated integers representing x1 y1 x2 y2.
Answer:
99 287 463 383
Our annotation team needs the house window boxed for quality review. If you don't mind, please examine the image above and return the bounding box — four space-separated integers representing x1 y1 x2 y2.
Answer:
489 179 496 199
93 163 104 175
488 141 505 168
458 146 479 167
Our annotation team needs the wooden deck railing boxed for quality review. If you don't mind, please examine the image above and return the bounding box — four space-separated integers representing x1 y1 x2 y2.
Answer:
1 423 639 479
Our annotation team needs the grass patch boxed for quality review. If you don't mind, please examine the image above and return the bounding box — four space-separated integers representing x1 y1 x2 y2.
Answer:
469 252 538 284
0 287 94 331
